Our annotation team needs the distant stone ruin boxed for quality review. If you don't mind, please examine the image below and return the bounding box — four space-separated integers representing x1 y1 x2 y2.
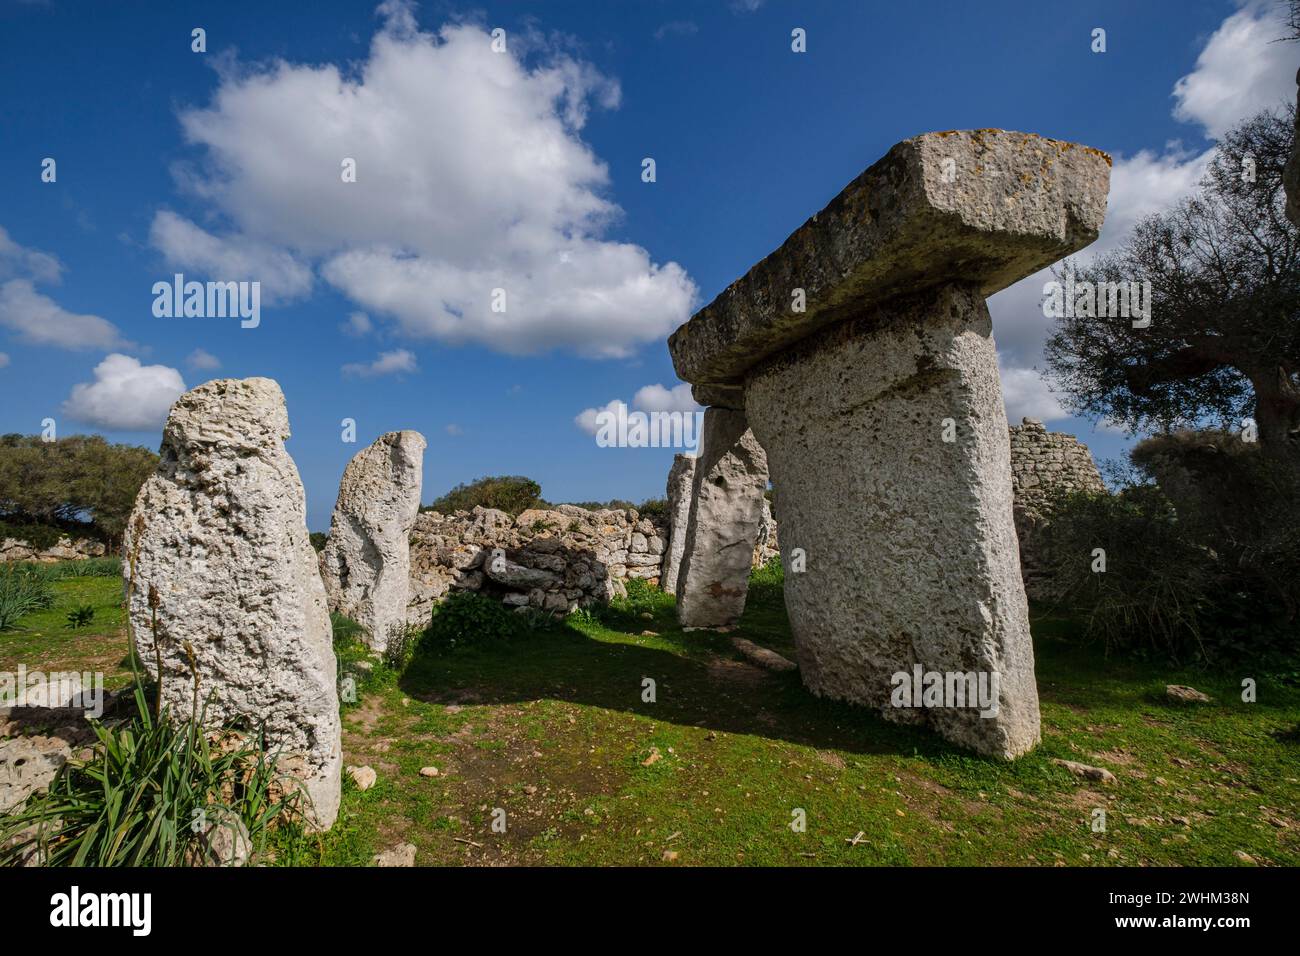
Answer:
321 430 427 651
123 378 341 828
1008 417 1106 598
406 505 667 623
667 129 1112 758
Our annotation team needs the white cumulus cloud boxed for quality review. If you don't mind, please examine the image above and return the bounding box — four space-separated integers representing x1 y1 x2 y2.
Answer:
341 348 417 377
153 3 695 358
575 382 701 434
1172 1 1298 139
62 354 186 431
185 347 221 370
149 210 313 304
0 279 127 351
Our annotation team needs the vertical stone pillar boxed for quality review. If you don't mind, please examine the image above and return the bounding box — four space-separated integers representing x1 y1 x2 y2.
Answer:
320 430 426 651
675 407 768 628
659 453 696 596
124 378 342 828
745 284 1039 757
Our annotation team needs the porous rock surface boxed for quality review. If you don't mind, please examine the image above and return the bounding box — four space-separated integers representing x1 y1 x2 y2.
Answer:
674 408 769 628
122 378 341 828
320 430 426 650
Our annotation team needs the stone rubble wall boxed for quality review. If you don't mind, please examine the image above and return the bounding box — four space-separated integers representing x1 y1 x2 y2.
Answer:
407 504 668 623
1008 417 1107 597
0 537 108 563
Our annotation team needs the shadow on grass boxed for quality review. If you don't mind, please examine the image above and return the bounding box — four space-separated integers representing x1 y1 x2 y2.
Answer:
396 606 977 763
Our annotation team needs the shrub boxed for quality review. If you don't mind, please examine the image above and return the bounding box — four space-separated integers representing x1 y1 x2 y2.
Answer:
747 555 785 607
0 683 304 867
1037 487 1215 659
16 557 123 582
0 519 63 550
422 591 530 650
424 475 544 517
636 498 667 519
309 532 328 552
0 564 54 630
64 604 95 629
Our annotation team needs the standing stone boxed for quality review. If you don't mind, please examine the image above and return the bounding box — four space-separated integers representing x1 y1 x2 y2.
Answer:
321 430 426 650
123 378 341 828
659 453 696 596
746 284 1040 757
668 130 1111 758
675 408 768 628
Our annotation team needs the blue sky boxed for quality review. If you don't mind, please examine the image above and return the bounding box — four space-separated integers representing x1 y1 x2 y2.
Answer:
0 0 1295 529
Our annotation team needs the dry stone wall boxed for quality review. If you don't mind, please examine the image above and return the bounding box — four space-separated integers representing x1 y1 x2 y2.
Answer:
407 505 667 623
0 537 108 563
1008 417 1106 597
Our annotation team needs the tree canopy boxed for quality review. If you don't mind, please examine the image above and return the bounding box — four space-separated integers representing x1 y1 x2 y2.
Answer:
1044 107 1299 463
0 434 158 544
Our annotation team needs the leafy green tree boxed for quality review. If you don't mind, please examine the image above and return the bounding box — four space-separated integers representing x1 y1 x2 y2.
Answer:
0 434 158 545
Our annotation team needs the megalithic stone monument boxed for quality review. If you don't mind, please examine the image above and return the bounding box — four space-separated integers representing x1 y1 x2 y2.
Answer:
659 453 697 597
124 378 342 827
320 430 427 651
668 130 1111 758
674 407 769 628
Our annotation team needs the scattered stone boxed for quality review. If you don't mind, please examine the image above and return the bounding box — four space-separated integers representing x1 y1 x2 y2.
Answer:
185 808 252 867
1234 850 1256 865
1166 684 1211 704
372 842 417 867
661 849 679 862
1052 759 1118 785
348 765 377 791
320 430 426 651
419 766 439 777
730 636 797 673
123 377 341 829
641 747 663 767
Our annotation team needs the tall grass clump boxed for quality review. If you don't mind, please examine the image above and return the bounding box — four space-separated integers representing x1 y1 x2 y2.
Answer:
0 678 307 866
0 564 54 630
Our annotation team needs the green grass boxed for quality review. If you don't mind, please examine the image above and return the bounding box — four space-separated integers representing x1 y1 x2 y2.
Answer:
3 568 1297 867
315 575 1300 867
0 574 132 688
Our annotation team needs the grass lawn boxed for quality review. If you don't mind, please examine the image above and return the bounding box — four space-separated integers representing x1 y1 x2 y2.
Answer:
3 571 1298 866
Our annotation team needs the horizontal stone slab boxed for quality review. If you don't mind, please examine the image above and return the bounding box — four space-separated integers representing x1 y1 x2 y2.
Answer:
669 129 1110 386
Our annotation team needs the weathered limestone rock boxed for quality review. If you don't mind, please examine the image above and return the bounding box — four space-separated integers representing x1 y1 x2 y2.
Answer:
321 430 426 651
123 378 341 828
669 130 1111 758
659 454 696 596
746 285 1041 757
675 408 768 627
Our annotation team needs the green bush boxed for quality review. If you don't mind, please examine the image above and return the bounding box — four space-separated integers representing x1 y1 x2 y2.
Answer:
635 498 667 519
0 683 305 866
0 519 63 550
423 590 530 650
15 557 123 582
64 604 95 629
0 564 54 630
423 475 545 517
309 532 328 552
1038 487 1214 659
747 555 785 607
